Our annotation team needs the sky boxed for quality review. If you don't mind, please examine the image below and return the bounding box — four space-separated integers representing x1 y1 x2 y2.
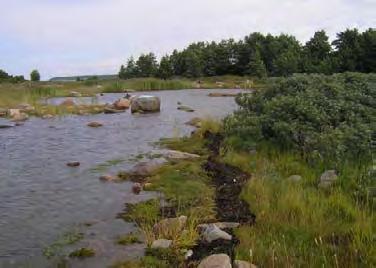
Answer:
0 0 374 80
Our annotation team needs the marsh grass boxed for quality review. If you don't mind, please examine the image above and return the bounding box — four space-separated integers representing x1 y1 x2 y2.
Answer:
43 229 84 258
222 147 376 267
116 233 141 245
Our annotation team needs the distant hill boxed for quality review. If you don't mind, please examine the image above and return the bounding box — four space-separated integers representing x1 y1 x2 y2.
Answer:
49 74 118 82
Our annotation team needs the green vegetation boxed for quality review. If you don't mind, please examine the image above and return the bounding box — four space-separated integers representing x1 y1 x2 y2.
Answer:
68 247 95 258
43 229 84 258
116 233 141 245
119 28 375 79
30 69 41 81
222 73 376 266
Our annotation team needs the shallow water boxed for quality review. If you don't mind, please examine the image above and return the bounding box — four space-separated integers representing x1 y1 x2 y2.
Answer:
0 89 245 267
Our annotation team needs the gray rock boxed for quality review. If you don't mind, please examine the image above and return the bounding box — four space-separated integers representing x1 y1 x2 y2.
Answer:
70 91 82 97
99 175 117 182
288 175 302 182
202 224 232 243
198 254 232 268
0 108 7 117
234 260 257 268
113 98 130 110
319 170 338 188
87 122 103 128
185 117 202 128
128 158 168 178
11 112 29 122
151 239 172 249
131 95 161 113
132 183 142 194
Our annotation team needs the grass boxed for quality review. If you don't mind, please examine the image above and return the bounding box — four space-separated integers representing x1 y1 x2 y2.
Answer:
69 247 95 258
116 233 141 245
222 146 376 267
43 229 84 258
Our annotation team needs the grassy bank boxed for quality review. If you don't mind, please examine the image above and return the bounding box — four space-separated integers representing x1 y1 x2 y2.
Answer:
0 75 254 116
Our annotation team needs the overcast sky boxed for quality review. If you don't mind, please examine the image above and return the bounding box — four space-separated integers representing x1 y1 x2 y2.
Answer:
0 0 374 79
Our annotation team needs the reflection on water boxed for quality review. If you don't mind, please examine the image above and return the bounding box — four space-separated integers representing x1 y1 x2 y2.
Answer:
0 89 245 266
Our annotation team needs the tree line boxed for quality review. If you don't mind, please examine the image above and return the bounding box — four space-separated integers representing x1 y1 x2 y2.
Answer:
118 28 375 79
0 69 40 83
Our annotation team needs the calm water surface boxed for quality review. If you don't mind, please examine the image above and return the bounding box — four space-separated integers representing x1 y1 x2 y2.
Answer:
0 89 245 267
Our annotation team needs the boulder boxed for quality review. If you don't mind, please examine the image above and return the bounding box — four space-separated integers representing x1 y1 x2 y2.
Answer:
234 260 257 268
201 224 232 243
319 170 338 188
131 95 161 113
67 162 80 167
8 109 21 118
153 216 187 237
60 98 75 106
132 183 142 194
11 112 29 122
177 105 195 112
151 239 172 249
87 122 103 128
198 254 232 268
113 98 130 110
208 92 238 97
288 175 302 182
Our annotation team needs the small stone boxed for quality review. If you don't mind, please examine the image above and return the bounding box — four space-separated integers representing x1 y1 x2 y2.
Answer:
60 98 75 106
87 122 103 128
67 162 80 167
185 249 193 260
288 175 302 182
99 175 116 182
202 224 232 243
177 105 195 112
151 239 172 249
153 216 187 237
198 254 232 268
132 183 142 194
42 114 54 119
319 170 338 188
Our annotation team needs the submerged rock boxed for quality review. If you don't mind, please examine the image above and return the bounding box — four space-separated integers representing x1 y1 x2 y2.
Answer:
151 239 172 249
87 121 103 128
11 112 29 122
177 105 195 112
99 175 117 182
208 92 238 97
42 114 54 119
319 170 338 188
197 254 232 268
67 162 80 167
185 117 202 128
60 98 76 106
0 108 7 117
131 95 161 113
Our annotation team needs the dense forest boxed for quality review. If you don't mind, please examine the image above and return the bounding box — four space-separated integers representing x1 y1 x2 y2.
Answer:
119 28 375 79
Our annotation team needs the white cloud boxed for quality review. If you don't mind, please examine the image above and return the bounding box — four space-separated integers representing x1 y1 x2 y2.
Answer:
0 0 374 78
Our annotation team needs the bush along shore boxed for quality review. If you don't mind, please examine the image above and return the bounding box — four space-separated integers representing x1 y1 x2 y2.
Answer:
111 73 375 267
